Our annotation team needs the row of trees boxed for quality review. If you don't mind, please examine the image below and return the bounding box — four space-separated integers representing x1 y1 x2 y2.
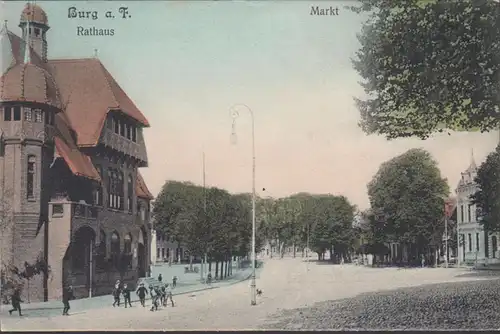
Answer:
152 181 359 267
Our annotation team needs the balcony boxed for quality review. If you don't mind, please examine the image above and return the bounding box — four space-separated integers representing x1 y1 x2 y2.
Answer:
101 129 148 164
50 201 99 232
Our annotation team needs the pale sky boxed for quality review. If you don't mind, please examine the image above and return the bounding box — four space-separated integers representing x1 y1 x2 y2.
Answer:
3 1 499 209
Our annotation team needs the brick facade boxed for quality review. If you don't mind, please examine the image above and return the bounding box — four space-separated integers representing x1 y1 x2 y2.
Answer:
0 4 153 302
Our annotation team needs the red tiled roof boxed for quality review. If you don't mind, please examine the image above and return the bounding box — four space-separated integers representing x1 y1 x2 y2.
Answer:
0 28 46 72
48 58 150 147
1 63 61 108
136 171 153 200
53 113 101 182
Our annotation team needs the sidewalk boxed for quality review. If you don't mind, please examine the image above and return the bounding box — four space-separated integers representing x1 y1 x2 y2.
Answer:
0 263 259 319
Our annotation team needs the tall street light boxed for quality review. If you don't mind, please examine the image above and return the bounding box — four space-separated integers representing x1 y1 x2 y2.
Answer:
230 103 257 306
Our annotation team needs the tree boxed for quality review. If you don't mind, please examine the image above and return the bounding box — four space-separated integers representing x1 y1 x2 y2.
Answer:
350 0 500 139
472 145 500 232
367 148 449 263
153 180 204 264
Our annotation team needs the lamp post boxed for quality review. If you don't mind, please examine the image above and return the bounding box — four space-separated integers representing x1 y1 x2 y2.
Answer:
230 103 257 306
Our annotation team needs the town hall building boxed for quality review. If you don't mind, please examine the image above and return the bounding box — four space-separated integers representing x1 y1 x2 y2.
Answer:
0 3 154 302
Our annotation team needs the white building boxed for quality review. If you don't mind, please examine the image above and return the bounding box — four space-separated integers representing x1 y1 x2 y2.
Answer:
456 152 500 266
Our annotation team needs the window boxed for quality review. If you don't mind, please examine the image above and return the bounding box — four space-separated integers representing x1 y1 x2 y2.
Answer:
468 234 472 252
132 127 137 142
476 233 480 251
460 205 464 223
120 122 126 137
44 110 54 125
3 107 11 121
124 234 132 254
94 165 103 206
161 248 165 259
34 28 40 37
493 236 498 258
111 231 120 267
157 248 160 259
24 108 32 121
34 109 43 122
114 118 120 134
468 204 472 223
107 168 124 210
27 155 35 199
107 116 113 129
127 124 132 140
127 175 133 213
13 106 21 121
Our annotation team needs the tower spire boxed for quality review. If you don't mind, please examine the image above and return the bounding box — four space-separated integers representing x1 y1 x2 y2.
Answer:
469 148 477 170
23 2 32 64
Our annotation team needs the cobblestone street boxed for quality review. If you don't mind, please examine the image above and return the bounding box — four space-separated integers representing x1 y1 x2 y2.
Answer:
2 258 495 331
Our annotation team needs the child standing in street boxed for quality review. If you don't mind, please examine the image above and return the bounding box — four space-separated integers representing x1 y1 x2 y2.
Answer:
172 275 177 288
164 283 174 307
122 283 132 308
112 280 121 307
136 283 148 307
62 285 74 315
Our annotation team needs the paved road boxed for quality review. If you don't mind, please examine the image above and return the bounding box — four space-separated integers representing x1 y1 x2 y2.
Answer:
1 259 493 330
0 261 253 320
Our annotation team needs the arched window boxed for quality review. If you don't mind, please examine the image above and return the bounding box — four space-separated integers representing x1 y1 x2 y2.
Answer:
27 155 36 199
124 233 132 254
111 231 120 264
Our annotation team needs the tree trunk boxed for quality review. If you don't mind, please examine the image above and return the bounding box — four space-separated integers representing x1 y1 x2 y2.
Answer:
189 255 193 271
225 257 229 278
215 261 219 278
293 242 296 258
220 260 224 280
208 258 212 273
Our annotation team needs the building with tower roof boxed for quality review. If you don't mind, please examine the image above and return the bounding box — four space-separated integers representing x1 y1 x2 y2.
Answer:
0 3 154 302
456 150 500 267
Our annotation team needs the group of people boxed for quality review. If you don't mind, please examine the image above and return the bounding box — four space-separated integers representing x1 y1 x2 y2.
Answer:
6 273 179 317
112 274 175 312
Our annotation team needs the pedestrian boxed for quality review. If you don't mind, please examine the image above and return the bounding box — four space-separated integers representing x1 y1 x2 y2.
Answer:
122 283 132 308
62 285 74 315
8 287 23 316
164 283 174 307
421 255 426 268
207 272 212 285
157 273 162 283
160 285 166 306
136 283 148 307
149 286 159 311
112 280 121 307
172 275 177 288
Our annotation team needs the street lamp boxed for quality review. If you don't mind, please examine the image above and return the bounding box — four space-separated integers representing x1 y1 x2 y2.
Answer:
230 103 257 306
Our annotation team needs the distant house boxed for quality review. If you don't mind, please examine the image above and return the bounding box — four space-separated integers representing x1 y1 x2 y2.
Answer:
456 152 500 266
